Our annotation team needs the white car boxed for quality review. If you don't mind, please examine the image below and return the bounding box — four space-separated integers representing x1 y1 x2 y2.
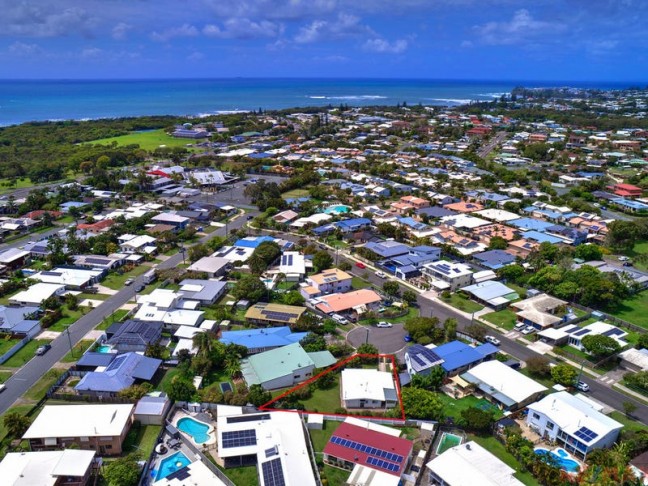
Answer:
331 314 349 325
618 256 630 262
376 321 392 328
485 335 501 346
375 271 387 279
0 383 6 393
521 326 536 335
514 323 526 331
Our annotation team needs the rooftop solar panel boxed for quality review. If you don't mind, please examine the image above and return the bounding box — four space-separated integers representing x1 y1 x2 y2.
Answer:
261 458 286 486
222 429 257 448
330 436 404 465
227 413 270 424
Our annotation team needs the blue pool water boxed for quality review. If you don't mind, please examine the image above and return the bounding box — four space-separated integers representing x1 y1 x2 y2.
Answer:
324 204 351 215
535 448 580 472
155 451 191 481
95 345 113 353
177 417 211 444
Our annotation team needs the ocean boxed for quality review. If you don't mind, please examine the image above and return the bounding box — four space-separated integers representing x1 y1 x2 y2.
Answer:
0 78 631 126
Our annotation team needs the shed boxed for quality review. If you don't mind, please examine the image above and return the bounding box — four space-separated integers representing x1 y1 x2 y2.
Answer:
134 395 172 425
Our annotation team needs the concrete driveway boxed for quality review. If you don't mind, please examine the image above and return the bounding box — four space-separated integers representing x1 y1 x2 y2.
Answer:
347 323 407 355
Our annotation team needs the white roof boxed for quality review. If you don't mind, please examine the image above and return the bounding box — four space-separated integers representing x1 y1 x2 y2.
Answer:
10 283 64 305
0 449 96 486
279 251 306 276
474 209 521 222
538 324 579 340
426 441 524 486
154 460 228 486
187 256 230 273
138 289 179 309
463 361 547 405
32 267 102 287
23 404 133 439
527 391 623 442
347 464 400 486
341 369 396 402
440 214 491 229
344 417 402 437
619 348 648 371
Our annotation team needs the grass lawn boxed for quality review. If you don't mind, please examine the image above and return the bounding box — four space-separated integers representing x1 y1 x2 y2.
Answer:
382 306 419 323
0 404 35 443
482 308 519 330
102 265 150 290
624 241 648 272
47 306 84 332
469 434 539 486
297 376 342 413
609 411 646 433
322 465 351 486
77 292 109 301
88 129 195 151
25 369 65 401
96 309 130 330
218 465 258 486
123 423 161 457
0 177 36 194
308 421 336 452
436 393 504 420
607 292 648 329
2 339 52 368
282 188 310 198
519 367 555 388
441 293 484 314
0 371 12 383
157 367 182 392
0 337 23 356
61 340 94 363
351 276 371 289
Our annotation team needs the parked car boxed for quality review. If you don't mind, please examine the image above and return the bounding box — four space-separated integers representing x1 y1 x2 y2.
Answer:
575 381 590 392
247 215 254 220
355 262 366 269
376 321 392 328
514 323 527 331
135 284 145 292
521 326 536 335
623 261 633 267
485 335 501 346
124 277 135 286
404 335 413 342
0 383 5 393
36 344 52 356
331 314 349 325
618 256 630 262
375 271 387 279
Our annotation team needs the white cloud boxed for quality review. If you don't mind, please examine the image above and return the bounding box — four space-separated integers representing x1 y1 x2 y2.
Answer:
475 9 566 45
202 0 338 21
2 3 96 38
295 12 374 43
203 18 282 39
80 47 102 59
363 38 408 54
112 22 132 40
187 51 204 61
7 41 41 56
150 23 199 42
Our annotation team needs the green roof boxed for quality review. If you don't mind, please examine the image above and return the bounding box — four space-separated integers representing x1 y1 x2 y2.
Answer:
307 351 337 369
241 343 315 384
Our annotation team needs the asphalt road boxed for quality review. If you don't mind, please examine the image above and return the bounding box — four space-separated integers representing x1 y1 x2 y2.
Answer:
0 226 64 252
417 293 648 424
477 131 508 159
0 210 252 414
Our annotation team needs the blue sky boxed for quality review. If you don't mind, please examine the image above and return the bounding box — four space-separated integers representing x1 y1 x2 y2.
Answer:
1 0 646 81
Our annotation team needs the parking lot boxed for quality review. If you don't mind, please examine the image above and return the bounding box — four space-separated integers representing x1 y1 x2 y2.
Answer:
347 323 407 354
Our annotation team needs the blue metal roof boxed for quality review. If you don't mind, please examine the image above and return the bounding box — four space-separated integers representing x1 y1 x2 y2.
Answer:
220 326 308 350
75 352 162 393
473 250 516 269
509 218 554 232
364 241 410 258
433 340 496 373
234 236 276 249
522 231 563 244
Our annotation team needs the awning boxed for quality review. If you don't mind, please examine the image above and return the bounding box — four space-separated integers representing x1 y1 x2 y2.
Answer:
450 375 471 389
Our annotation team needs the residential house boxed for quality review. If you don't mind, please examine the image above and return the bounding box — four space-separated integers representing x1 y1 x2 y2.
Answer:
73 254 124 270
607 183 643 197
219 326 308 354
240 342 335 390
567 321 628 351
31 267 103 290
618 348 648 372
404 344 444 376
0 305 40 337
74 352 162 397
460 280 519 310
511 294 568 330
0 248 30 271
245 302 307 327
426 441 524 486
461 360 547 411
150 213 189 230
364 241 411 259
133 395 172 426
314 289 382 318
526 391 623 459
431 340 498 376
178 279 228 305
0 449 97 486
422 261 473 291
187 256 231 277
443 201 484 213
134 289 205 329
118 234 157 254
23 404 134 455
105 319 163 353
9 283 65 307
340 368 398 409
300 268 353 299
278 251 306 282
323 419 413 484
472 250 516 270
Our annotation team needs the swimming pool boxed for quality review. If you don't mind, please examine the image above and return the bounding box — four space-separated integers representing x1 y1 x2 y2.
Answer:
534 448 580 473
95 345 113 353
177 417 211 444
324 204 351 215
436 432 463 455
155 451 191 481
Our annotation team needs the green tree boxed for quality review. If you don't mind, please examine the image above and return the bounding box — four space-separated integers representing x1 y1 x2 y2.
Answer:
2 412 31 438
400 388 445 420
574 244 603 261
460 406 495 432
410 366 444 391
623 401 637 417
526 356 551 378
300 333 327 352
247 253 268 275
357 343 378 355
496 264 525 284
637 333 648 350
402 290 417 305
231 275 267 303
282 290 305 306
607 220 642 251
488 236 508 250
188 243 210 262
104 453 141 486
313 251 333 272
404 316 439 343
443 318 458 342
145 340 167 359
117 383 153 400
382 280 400 297
247 384 272 407
166 376 196 401
582 334 621 358
550 363 578 386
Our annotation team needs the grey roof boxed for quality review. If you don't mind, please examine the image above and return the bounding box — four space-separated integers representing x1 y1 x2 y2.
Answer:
107 320 163 348
134 396 170 416
179 279 227 302
77 352 116 368
75 352 162 393
0 305 40 331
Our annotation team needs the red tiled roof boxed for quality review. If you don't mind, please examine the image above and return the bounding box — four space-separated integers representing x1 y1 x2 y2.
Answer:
323 422 412 477
77 219 115 231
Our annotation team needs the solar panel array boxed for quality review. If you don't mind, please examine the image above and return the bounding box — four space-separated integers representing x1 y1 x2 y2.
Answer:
367 455 400 472
222 429 257 448
261 310 299 322
602 328 625 337
227 413 270 424
410 347 442 368
261 458 285 486
330 436 403 464
574 426 598 443
281 254 294 266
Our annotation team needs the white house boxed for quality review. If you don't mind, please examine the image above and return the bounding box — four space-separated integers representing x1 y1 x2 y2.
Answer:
118 234 157 254
421 261 473 291
278 251 306 282
426 441 524 486
340 368 398 409
567 321 628 351
9 283 65 307
526 391 623 458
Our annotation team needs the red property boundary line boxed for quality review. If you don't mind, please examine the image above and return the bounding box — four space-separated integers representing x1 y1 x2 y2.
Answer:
259 353 406 422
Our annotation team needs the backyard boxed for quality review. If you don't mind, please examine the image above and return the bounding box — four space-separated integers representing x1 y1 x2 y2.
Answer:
293 374 342 414
96 309 130 331
607 292 648 329
436 393 504 420
441 293 484 314
102 265 151 290
61 340 95 363
482 308 518 330
469 434 540 486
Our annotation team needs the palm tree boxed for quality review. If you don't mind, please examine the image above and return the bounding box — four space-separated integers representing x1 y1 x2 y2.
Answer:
225 358 242 380
3 412 31 438
192 332 213 358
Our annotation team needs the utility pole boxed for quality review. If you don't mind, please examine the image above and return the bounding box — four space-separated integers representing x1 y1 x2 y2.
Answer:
65 325 74 358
